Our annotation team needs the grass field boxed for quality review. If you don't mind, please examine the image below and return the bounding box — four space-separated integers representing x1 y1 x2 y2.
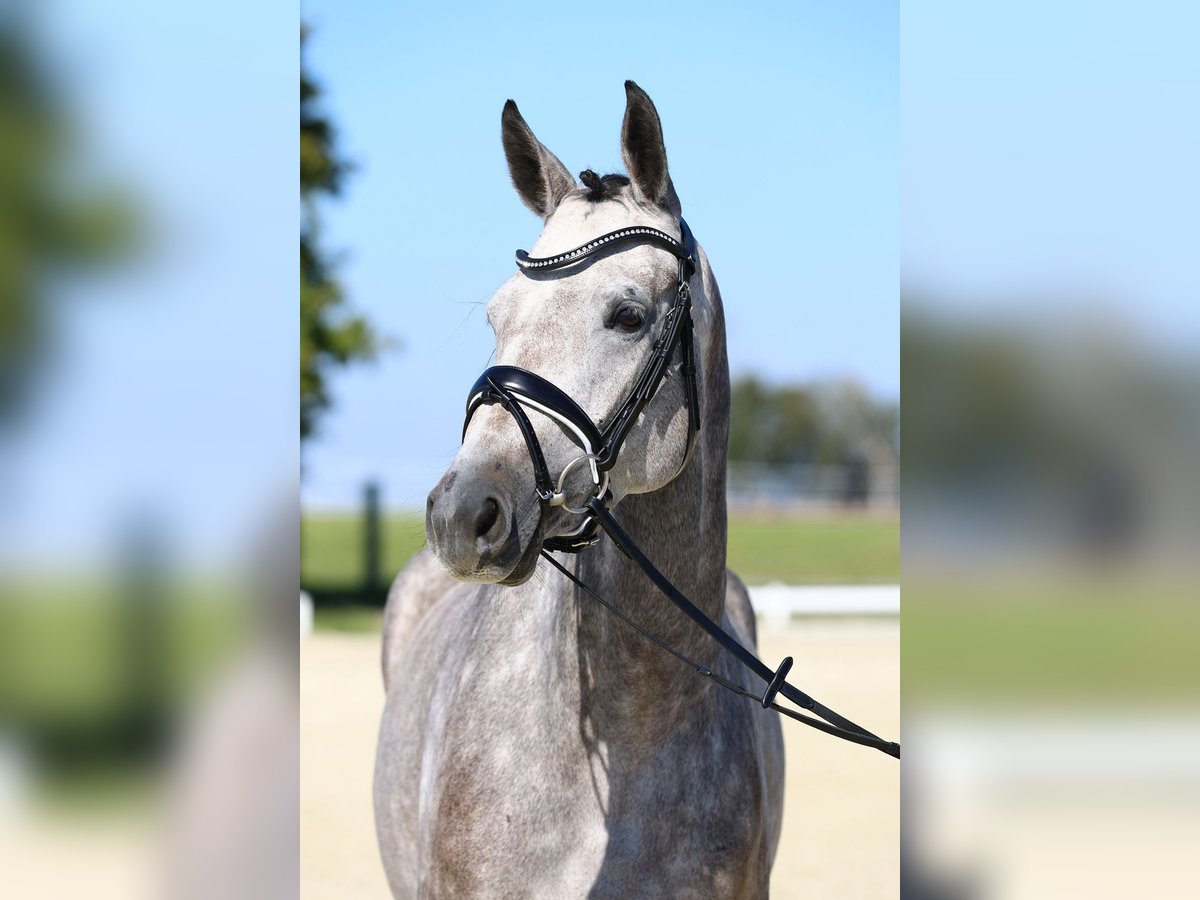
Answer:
724 515 899 584
903 576 1200 705
0 578 250 806
301 513 429 587
301 509 900 591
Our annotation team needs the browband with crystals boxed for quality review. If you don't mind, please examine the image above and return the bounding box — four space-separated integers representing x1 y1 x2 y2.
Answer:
515 225 689 272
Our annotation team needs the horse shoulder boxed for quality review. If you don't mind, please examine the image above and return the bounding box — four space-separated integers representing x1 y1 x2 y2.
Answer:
381 547 458 690
375 580 484 898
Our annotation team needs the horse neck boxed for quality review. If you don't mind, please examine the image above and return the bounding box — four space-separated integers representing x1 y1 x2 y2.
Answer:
566 259 731 744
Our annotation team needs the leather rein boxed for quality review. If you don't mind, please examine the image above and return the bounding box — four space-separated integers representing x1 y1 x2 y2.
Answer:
462 219 900 760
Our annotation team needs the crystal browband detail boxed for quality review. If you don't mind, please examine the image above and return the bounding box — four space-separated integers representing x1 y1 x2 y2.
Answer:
515 226 681 270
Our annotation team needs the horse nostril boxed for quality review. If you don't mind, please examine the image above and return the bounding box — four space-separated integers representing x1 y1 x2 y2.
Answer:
475 497 501 538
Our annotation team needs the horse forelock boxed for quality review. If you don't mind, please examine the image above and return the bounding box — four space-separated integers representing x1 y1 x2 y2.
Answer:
577 169 631 202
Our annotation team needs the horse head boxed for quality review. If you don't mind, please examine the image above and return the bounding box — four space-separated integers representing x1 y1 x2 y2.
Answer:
426 82 703 585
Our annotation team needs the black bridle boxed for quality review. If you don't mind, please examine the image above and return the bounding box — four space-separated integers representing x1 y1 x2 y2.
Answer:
465 221 701 552
461 219 900 760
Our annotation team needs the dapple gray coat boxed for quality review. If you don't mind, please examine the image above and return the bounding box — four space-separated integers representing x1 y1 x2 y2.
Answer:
375 82 784 899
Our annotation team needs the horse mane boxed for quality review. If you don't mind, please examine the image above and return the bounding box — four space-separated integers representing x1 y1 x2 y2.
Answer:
578 169 630 202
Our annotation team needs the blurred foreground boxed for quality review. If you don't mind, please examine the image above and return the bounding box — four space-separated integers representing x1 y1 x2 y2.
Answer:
903 306 1200 899
903 3 1200 893
0 4 296 898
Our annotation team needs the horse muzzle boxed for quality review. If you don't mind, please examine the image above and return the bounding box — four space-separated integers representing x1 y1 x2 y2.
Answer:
425 458 545 585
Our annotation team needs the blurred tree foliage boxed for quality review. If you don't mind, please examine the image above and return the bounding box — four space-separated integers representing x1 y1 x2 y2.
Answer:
0 17 135 428
728 374 898 466
301 24 377 442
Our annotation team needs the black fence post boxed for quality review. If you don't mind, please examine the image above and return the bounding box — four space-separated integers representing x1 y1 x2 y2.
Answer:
364 480 382 594
118 508 170 761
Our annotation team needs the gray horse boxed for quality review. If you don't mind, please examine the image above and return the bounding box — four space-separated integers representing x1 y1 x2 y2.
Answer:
375 82 784 899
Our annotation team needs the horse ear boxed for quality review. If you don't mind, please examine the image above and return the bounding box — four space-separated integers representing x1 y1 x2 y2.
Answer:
620 81 678 212
501 100 575 219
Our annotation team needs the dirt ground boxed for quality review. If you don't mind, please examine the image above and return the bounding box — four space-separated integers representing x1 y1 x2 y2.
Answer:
301 619 899 898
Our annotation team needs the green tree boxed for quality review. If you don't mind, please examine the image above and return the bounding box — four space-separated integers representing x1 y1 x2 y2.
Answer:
728 374 897 467
300 24 376 442
728 376 770 462
0 17 135 428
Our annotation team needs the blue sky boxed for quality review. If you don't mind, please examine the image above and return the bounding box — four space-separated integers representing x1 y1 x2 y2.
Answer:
5 2 1192 562
903 1 1200 334
301 0 899 509
2 0 296 567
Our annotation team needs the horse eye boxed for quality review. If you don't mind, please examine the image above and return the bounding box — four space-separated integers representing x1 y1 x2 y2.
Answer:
613 305 645 330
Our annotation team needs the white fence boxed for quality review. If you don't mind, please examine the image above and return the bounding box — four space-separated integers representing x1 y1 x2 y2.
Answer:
749 584 900 624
